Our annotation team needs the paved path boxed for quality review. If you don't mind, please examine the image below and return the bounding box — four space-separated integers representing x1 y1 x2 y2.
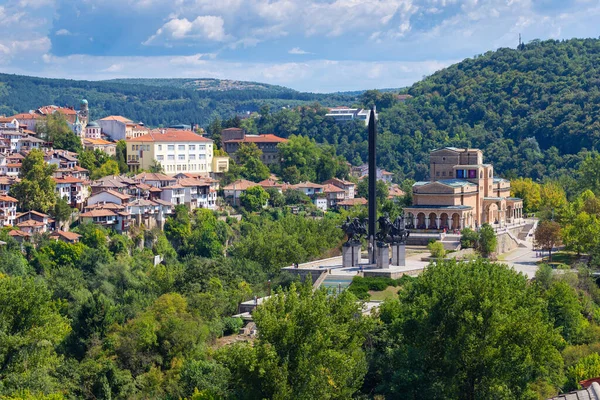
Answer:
500 246 541 279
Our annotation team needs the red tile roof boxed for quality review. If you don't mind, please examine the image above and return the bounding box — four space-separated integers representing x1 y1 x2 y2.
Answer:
322 184 344 193
223 179 258 191
338 198 367 207
80 209 118 217
9 230 31 237
50 230 81 241
11 113 44 120
53 176 84 184
99 115 133 123
224 134 287 144
0 194 18 202
128 129 212 143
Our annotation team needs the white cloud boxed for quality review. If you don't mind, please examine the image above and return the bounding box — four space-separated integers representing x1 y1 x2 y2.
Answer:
55 28 71 36
143 15 232 45
103 64 123 72
288 47 310 54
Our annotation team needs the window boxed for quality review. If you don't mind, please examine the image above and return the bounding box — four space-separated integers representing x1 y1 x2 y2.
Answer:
189 154 196 160
199 145 206 151
178 145 185 150
178 154 185 160
457 170 465 179
199 154 206 160
157 155 164 161
189 145 195 151
468 169 477 179
436 171 440 177
168 155 174 161
168 145 175 151
442 171 446 176
158 145 162 151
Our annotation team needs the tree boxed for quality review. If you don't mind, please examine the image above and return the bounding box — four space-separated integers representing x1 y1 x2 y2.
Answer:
38 113 82 152
235 143 270 182
208 118 222 149
283 189 311 205
460 227 479 248
427 241 446 259
239 186 269 212
478 223 497 257
357 179 389 205
50 196 73 230
534 220 562 262
0 275 71 396
511 178 541 213
217 282 373 399
10 149 57 212
265 187 285 207
545 280 588 344
91 160 120 180
115 140 128 173
149 159 165 173
374 260 564 399
578 152 600 196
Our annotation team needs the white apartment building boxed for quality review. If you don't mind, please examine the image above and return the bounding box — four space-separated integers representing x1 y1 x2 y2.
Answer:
126 129 214 176
98 116 149 141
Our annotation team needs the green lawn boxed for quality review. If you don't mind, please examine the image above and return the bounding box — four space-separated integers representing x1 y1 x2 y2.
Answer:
540 251 580 266
368 286 401 301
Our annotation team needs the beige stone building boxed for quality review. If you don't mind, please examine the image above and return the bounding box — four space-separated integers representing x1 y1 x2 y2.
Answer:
404 147 523 230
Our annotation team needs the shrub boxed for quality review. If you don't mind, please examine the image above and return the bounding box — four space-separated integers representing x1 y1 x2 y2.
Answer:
222 317 244 335
427 241 446 259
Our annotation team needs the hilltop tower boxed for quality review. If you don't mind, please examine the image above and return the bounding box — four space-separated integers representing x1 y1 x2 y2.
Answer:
79 99 89 125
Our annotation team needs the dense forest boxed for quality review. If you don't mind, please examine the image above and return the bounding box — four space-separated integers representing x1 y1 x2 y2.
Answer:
0 74 354 127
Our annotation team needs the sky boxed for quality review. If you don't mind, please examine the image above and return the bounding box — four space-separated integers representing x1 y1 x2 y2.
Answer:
0 0 599 92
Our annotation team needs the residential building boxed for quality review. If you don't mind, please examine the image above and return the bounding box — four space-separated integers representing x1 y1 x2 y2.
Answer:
323 178 356 200
290 181 324 197
403 147 524 230
11 112 45 131
87 189 131 207
98 116 149 141
82 138 116 156
325 107 376 126
337 197 367 210
0 193 18 227
53 176 90 209
322 184 345 209
16 211 54 234
49 230 82 244
223 179 257 206
222 129 287 165
126 129 215 175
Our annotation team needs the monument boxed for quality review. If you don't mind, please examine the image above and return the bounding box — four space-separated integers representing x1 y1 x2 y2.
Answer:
340 106 410 269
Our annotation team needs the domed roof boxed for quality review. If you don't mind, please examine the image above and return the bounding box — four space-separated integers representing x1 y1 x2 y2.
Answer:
86 121 99 128
81 99 88 105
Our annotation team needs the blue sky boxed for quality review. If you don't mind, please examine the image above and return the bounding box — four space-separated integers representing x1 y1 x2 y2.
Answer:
0 0 599 92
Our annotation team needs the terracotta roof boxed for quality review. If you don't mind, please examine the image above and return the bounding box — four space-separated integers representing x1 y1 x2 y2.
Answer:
291 181 324 189
80 209 118 217
0 117 16 123
224 134 287 144
134 172 175 182
322 183 344 193
0 176 19 184
18 210 49 219
95 189 131 201
84 138 114 145
53 176 84 184
127 129 212 143
11 113 44 120
323 178 355 187
38 106 77 115
50 230 81 241
162 184 185 190
177 178 210 187
221 127 244 132
99 115 133 123
9 230 31 237
8 154 24 159
388 185 406 198
128 198 158 207
258 178 282 188
0 194 18 202
85 203 124 211
73 166 89 172
6 163 21 168
338 198 367 206
153 198 173 206
17 220 46 227
223 179 258 191
149 187 162 192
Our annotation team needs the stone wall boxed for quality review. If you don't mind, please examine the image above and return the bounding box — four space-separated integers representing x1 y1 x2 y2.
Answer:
496 231 520 254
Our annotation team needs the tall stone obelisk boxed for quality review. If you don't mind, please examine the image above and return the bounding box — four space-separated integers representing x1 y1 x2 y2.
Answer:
368 106 377 265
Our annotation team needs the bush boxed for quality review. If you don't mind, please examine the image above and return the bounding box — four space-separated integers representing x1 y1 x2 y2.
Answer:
460 227 479 248
427 241 446 259
222 317 244 335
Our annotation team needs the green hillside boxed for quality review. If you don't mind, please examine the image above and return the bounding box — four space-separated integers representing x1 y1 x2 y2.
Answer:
260 38 600 183
0 74 354 127
104 78 289 92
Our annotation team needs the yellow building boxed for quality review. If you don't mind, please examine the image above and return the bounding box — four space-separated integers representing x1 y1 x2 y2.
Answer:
404 147 523 230
126 129 217 176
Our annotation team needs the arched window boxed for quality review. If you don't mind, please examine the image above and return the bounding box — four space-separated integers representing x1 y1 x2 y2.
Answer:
479 171 483 178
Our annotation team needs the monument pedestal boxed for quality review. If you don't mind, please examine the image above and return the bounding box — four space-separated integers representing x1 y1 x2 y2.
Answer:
376 243 390 269
342 242 361 268
391 243 406 266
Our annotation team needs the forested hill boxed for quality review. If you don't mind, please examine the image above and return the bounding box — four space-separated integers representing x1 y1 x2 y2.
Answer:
104 78 288 92
296 38 600 183
0 74 355 127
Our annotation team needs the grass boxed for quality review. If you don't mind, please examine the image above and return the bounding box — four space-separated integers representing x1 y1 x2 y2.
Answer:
368 286 401 301
539 251 580 266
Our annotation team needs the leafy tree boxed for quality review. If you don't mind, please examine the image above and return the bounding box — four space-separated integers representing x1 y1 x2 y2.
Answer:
565 353 600 391
357 179 389 205
217 282 373 399
511 178 541 213
373 260 564 399
10 149 57 212
427 241 446 259
208 118 222 149
283 188 311 205
478 223 497 257
460 227 479 248
562 211 600 255
239 186 269 212
37 113 82 152
50 196 73 230
545 280 588 344
578 152 600 196
265 187 285 207
148 159 165 173
116 140 128 173
91 159 120 180
235 143 270 182
0 275 71 396
534 220 562 262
